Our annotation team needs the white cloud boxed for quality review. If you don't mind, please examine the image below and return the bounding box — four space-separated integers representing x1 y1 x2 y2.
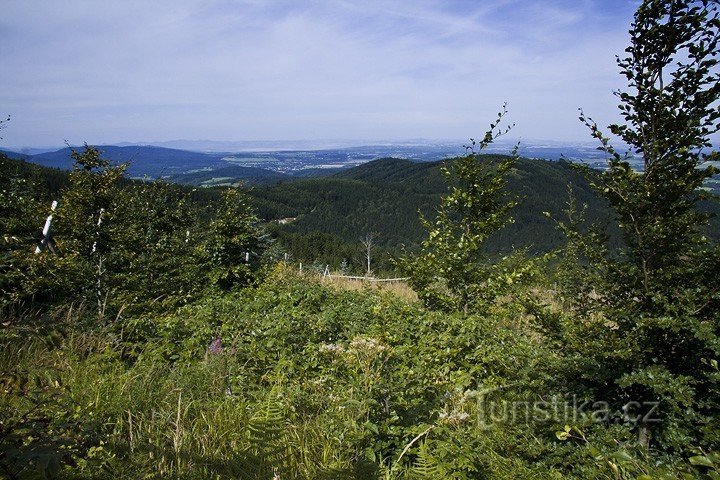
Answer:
0 0 638 147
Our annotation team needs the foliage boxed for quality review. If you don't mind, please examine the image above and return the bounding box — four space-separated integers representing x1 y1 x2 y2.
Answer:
1 160 45 305
1 267 563 479
0 115 9 141
563 0 720 451
2 1 720 477
203 188 266 290
105 181 206 313
2 267 717 478
248 155 635 272
0 147 266 315
0 316 110 479
396 107 534 312
57 146 127 256
54 146 127 313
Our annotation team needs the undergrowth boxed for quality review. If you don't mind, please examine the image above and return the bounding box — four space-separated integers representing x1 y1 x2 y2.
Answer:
2 265 716 479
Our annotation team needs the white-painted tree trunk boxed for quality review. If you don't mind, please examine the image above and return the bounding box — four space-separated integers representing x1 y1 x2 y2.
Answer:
35 200 58 254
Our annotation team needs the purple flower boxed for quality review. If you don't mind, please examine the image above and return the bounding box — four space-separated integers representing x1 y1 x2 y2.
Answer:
208 338 223 355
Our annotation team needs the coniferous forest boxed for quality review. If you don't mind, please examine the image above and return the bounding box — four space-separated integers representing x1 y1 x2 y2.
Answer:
2 1 720 478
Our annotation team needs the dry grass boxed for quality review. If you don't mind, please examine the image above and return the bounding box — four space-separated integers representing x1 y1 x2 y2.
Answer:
319 275 418 303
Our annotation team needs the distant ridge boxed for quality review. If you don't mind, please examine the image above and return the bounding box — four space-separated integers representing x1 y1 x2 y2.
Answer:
30 145 222 178
114 139 468 153
17 144 344 186
0 149 29 160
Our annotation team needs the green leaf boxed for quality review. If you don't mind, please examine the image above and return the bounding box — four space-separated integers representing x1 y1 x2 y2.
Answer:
689 455 715 468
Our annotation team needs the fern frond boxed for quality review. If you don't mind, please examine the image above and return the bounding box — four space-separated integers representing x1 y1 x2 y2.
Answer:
408 441 443 480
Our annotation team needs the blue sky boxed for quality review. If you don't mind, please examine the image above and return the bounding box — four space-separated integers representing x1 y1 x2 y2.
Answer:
0 0 640 148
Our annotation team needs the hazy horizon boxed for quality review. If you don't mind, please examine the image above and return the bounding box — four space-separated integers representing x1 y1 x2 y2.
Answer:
1 136 611 155
1 0 639 148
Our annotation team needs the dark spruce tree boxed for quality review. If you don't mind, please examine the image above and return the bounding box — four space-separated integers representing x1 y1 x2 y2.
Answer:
0 115 9 140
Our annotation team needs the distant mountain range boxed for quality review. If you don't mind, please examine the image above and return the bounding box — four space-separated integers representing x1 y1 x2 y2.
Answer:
1 145 269 183
1 140 628 188
116 139 428 152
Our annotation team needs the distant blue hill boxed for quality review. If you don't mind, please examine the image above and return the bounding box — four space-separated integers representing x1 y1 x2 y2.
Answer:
29 145 225 178
21 144 312 186
0 149 29 160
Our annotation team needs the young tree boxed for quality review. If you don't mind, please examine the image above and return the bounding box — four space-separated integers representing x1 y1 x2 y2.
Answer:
58 145 126 255
203 187 265 290
55 146 126 314
572 0 720 449
107 181 204 312
397 106 525 313
360 232 378 276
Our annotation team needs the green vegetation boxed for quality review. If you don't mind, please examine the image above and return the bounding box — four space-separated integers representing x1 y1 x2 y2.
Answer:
567 0 720 452
252 154 720 274
1 0 720 478
174 165 291 186
250 156 619 273
0 146 261 313
395 107 526 313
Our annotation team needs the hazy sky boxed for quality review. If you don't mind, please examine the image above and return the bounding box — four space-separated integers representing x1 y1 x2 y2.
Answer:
1 0 640 148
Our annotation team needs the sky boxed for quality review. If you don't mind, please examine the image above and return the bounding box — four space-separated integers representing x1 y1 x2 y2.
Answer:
0 0 641 148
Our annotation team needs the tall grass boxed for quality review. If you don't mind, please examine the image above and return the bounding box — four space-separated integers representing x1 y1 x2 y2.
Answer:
320 275 418 303
3 266 697 479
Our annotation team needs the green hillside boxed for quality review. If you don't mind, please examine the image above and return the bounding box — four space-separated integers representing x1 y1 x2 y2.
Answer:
249 155 720 271
6 152 718 273
170 164 292 186
247 156 616 269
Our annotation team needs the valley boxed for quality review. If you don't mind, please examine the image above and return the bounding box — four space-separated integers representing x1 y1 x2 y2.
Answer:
2 139 622 186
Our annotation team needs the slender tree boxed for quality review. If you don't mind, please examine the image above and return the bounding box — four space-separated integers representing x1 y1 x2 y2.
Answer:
360 232 378 276
203 187 265 290
55 146 126 314
573 0 720 449
397 106 523 313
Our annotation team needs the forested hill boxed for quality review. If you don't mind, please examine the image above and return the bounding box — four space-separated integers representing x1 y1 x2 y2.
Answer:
6 152 718 272
19 145 296 185
333 157 443 187
248 156 622 268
